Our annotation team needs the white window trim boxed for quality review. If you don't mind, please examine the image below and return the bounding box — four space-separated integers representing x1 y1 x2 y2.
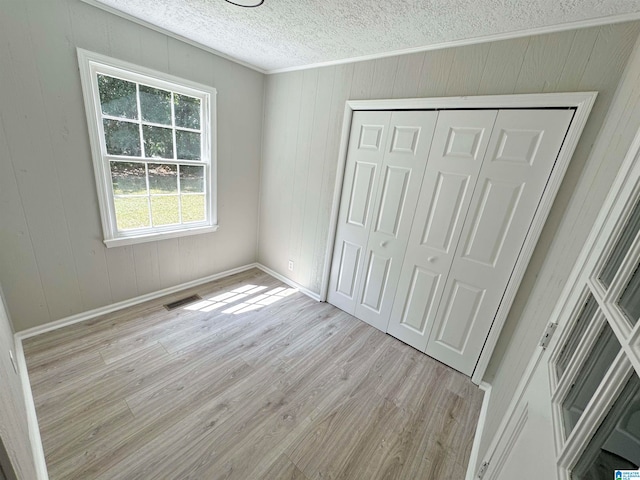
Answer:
77 48 218 248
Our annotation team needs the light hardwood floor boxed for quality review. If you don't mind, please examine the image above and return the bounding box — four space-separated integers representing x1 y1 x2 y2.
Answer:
23 269 484 479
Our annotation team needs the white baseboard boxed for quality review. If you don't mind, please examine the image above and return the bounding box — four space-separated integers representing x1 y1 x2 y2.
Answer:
16 263 259 340
255 264 321 302
13 337 49 480
466 381 492 480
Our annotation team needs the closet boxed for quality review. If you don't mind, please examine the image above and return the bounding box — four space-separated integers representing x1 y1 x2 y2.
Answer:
327 107 574 376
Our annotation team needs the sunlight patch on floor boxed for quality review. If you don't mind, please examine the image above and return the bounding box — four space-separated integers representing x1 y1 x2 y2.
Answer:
184 284 297 314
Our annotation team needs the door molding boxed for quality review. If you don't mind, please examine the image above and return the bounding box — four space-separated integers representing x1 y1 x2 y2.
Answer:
320 92 598 384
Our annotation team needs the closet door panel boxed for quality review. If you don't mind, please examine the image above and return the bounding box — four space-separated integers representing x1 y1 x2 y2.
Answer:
426 109 574 375
387 110 498 349
422 172 471 252
353 111 438 331
435 280 485 353
328 111 391 314
399 266 440 332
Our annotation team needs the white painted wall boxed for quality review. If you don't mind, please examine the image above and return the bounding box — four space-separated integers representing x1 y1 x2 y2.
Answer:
0 286 37 478
257 21 640 471
0 0 264 331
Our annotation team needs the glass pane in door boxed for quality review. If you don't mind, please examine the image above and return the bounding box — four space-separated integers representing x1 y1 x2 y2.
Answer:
618 264 640 325
562 323 621 438
571 372 640 479
599 198 640 289
555 294 599 381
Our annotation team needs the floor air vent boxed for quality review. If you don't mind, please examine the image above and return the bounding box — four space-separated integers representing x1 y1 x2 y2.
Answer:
164 294 202 310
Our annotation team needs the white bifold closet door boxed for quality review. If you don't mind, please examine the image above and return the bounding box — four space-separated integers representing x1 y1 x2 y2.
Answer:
327 110 438 330
425 109 572 373
386 109 498 353
329 107 573 376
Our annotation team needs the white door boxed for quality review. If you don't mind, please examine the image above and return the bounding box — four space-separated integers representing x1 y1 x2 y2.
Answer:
425 109 573 375
387 110 498 350
327 110 390 315
485 292 637 480
480 134 640 479
487 348 559 480
328 110 438 330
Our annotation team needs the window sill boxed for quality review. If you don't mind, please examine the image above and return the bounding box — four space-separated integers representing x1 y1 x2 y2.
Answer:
103 224 219 248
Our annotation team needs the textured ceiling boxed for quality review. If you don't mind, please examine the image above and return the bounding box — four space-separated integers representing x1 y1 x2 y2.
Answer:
91 0 640 72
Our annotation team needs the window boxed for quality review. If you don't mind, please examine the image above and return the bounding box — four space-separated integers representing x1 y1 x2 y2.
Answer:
78 49 217 247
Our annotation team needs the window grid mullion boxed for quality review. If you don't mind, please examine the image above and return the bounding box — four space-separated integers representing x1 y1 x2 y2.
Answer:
174 126 201 134
101 114 139 125
100 114 202 133
171 92 178 163
135 83 144 159
106 156 203 167
143 162 152 228
115 193 179 198
177 164 183 224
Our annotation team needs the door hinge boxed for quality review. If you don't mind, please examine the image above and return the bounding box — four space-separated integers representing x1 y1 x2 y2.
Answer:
539 322 558 349
477 461 489 479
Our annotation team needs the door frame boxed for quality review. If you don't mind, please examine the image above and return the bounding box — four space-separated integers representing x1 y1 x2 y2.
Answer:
319 92 597 384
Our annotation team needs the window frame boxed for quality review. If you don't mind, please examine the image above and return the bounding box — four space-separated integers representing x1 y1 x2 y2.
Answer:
77 48 218 248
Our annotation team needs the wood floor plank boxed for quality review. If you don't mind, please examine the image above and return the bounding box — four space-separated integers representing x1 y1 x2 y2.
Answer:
260 453 309 480
27 349 105 392
124 354 257 418
286 387 390 479
95 379 286 479
34 343 170 429
24 268 484 480
43 400 134 476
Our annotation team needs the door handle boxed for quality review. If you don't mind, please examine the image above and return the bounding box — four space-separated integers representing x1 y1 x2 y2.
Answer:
380 241 388 247
428 256 436 262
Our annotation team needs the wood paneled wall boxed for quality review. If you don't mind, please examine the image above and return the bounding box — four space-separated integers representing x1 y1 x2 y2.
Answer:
257 22 640 472
0 289 36 478
0 0 264 331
